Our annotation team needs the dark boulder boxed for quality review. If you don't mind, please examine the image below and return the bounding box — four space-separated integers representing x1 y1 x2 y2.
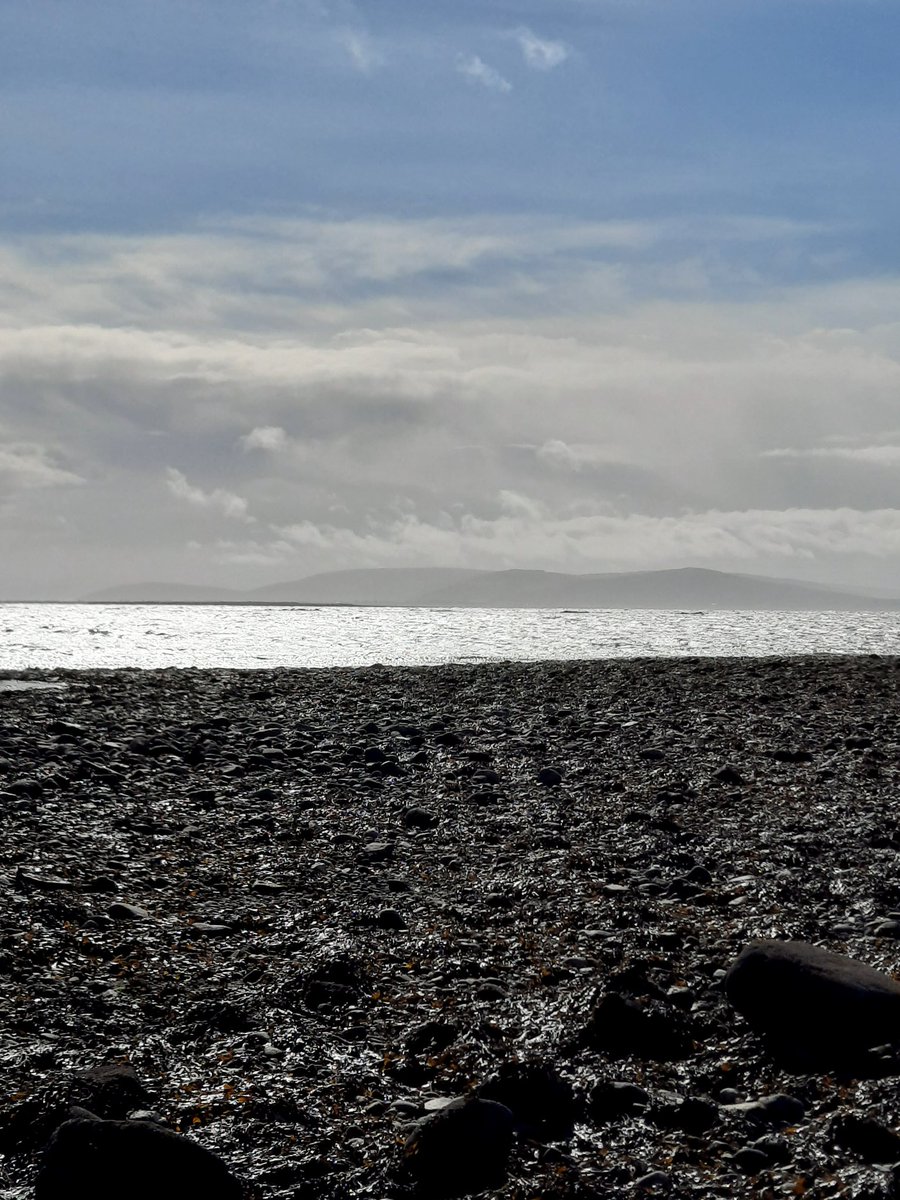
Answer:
583 992 693 1060
403 1097 513 1195
723 1092 806 1127
831 1114 900 1164
713 765 745 786
478 1059 577 1140
402 806 439 829
651 1094 720 1135
375 907 406 930
726 940 900 1068
295 956 369 1011
70 1064 150 1120
405 1020 459 1055
587 1080 649 1123
35 1117 242 1200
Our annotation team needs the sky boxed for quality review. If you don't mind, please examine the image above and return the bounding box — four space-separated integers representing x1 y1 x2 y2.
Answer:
2 0 900 598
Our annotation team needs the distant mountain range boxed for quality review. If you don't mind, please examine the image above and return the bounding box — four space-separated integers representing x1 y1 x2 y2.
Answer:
79 567 900 610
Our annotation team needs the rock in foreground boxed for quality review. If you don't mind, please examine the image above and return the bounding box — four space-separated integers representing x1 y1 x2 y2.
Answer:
403 1098 514 1195
726 939 900 1068
35 1117 243 1200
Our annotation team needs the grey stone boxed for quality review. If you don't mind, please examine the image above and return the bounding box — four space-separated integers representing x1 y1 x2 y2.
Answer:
726 939 900 1067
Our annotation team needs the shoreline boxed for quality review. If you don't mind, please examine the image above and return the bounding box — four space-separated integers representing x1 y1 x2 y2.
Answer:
1 650 897 677
2 657 900 1197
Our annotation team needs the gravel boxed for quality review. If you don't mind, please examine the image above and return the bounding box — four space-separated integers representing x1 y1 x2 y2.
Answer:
1 656 900 1199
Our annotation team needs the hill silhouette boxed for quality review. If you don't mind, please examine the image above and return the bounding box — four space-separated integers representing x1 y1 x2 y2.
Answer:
81 567 900 610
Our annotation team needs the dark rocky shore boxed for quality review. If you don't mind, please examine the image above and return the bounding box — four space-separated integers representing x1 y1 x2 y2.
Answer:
2 656 900 1199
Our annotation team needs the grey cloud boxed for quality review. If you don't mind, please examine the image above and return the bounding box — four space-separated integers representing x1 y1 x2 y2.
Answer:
0 442 84 494
502 442 711 516
2 215 900 594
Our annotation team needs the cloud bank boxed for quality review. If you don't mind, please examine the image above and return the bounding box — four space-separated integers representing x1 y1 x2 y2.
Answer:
1 213 899 596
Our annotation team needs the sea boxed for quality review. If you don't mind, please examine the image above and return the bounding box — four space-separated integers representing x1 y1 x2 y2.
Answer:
1 603 899 672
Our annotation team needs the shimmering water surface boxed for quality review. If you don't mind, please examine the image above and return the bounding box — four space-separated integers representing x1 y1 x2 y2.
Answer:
1 604 898 670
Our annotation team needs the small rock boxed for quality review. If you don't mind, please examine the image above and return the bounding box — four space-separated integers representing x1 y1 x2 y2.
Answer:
375 908 406 930
635 1170 672 1191
16 870 75 892
662 1096 719 1135
126 1111 165 1125
48 720 85 737
107 903 150 921
724 1093 806 1127
85 877 118 894
473 768 501 785
358 842 395 864
733 1146 770 1174
537 768 563 786
402 807 439 830
390 1100 423 1117
475 982 508 1001
8 778 43 798
713 765 745 785
468 790 502 805
771 748 813 764
406 1021 459 1055
588 1080 650 1122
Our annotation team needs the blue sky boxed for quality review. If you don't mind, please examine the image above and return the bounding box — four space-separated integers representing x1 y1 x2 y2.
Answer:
2 0 900 596
4 0 899 242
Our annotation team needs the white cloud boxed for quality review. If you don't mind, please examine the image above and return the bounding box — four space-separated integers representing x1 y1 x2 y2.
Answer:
0 442 83 492
336 28 385 72
534 439 624 471
266 503 900 573
512 27 570 70
165 469 253 522
762 444 900 464
456 54 512 93
0 213 834 337
239 425 288 452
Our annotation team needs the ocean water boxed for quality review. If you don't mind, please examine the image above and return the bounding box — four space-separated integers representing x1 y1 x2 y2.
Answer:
0 603 898 670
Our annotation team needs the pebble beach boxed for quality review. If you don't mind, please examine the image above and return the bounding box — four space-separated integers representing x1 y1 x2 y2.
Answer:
3 656 900 1199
